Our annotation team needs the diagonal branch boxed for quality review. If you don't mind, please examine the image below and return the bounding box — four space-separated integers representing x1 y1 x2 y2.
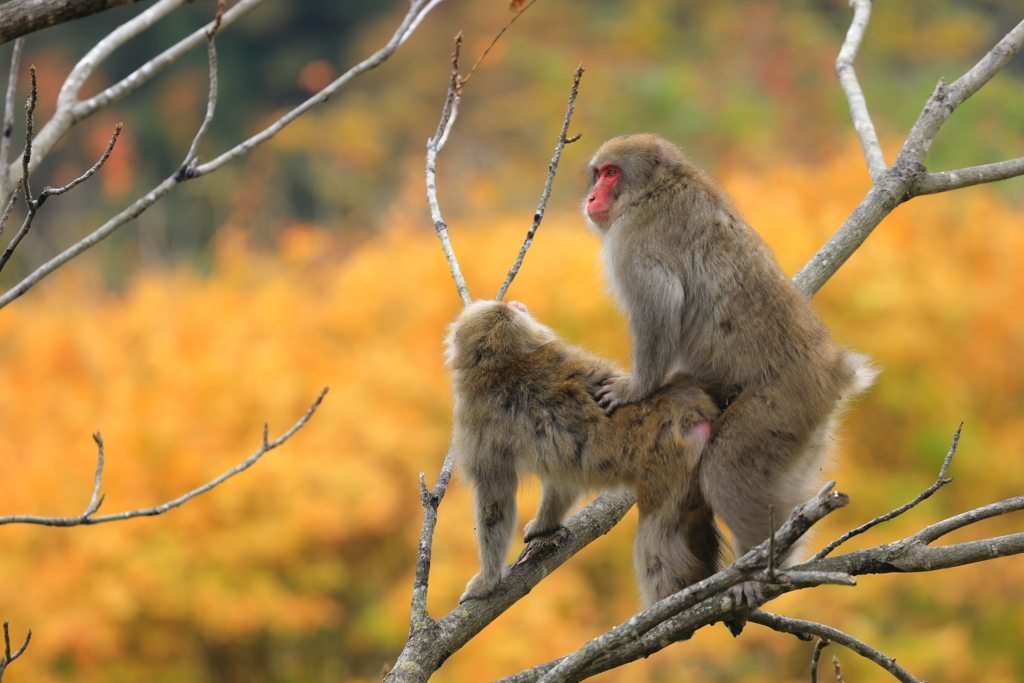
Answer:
751 612 922 683
0 0 147 45
815 423 961 559
495 65 584 301
193 0 444 176
0 0 444 309
835 0 885 178
0 388 327 527
794 13 1024 297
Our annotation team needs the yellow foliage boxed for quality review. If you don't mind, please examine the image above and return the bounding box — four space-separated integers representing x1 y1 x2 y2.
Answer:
1 145 1023 682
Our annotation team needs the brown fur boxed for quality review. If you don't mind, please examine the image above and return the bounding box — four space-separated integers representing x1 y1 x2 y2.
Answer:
584 134 877 586
447 300 724 605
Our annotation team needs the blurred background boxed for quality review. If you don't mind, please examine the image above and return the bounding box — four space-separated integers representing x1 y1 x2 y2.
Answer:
0 0 1023 681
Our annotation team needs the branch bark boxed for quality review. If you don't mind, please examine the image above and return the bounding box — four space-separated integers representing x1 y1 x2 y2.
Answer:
0 0 147 46
0 388 328 527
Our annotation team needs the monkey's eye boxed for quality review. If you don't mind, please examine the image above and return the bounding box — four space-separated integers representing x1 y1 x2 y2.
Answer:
606 168 617 177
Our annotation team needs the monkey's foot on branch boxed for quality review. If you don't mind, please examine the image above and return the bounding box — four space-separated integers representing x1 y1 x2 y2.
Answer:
724 580 764 636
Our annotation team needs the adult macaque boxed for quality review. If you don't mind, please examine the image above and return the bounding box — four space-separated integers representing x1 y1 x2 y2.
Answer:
447 300 725 606
584 133 876 613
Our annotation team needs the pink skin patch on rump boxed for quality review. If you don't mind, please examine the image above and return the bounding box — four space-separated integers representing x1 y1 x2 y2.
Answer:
507 301 528 312
690 419 712 444
586 163 620 223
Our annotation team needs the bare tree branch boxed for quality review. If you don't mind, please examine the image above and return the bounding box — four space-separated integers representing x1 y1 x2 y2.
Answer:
0 178 19 238
835 0 885 178
194 0 443 176
176 0 223 180
805 496 1024 577
911 157 1024 196
810 638 831 683
815 423 961 559
7 0 186 184
0 621 31 683
0 37 23 186
384 491 636 683
751 612 921 683
408 447 456 625
0 0 445 308
495 65 584 301
793 14 1024 297
0 0 148 46
0 387 328 527
425 34 471 306
0 114 121 273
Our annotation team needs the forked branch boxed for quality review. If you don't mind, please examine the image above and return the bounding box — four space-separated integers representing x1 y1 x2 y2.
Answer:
0 388 328 527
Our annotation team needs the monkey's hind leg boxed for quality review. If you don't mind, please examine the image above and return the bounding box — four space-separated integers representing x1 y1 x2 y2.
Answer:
524 482 580 542
461 469 518 603
633 483 722 607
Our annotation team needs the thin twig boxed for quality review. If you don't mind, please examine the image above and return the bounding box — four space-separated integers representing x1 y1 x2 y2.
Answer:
810 638 831 683
835 0 885 178
425 34 472 305
408 447 457 628
0 121 122 273
751 612 921 683
495 65 584 301
0 388 328 527
462 0 537 85
0 620 31 682
177 0 223 180
815 423 961 559
0 178 20 238
0 37 23 188
533 487 849 683
832 655 846 683
20 64 35 208
37 123 121 204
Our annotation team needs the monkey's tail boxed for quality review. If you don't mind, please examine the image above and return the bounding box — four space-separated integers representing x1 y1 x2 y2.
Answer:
842 350 880 400
633 479 723 607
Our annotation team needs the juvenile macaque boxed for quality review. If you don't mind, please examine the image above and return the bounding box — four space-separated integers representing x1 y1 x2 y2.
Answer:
447 300 724 605
584 134 876 606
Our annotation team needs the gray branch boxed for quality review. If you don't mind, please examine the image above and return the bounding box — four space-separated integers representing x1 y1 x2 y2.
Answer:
383 491 636 683
408 447 456 625
815 423 961 559
0 620 31 683
425 34 471 306
810 638 831 683
0 0 443 308
835 0 885 178
0 388 327 527
911 156 1024 196
793 14 1024 297
495 65 584 302
0 37 23 187
0 0 148 45
750 612 921 683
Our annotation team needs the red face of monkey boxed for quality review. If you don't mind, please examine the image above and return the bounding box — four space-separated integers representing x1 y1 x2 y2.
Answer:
585 163 620 227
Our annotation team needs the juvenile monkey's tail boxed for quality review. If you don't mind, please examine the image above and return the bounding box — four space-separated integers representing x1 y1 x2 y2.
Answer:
633 473 722 607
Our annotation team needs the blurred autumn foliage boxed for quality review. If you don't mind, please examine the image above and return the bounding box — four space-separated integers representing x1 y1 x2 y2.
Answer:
1 0 1024 682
